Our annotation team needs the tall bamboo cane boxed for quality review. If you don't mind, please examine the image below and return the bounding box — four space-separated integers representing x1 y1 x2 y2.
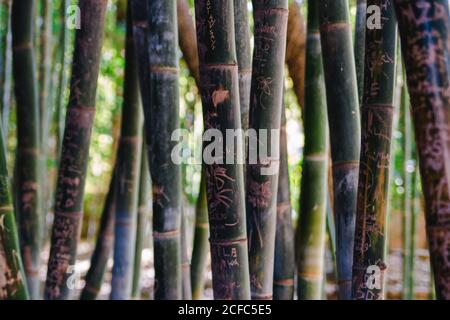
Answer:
354 0 367 105
79 172 117 300
110 9 142 299
132 141 151 299
352 0 397 300
0 120 29 300
11 0 42 299
246 0 288 300
44 0 108 300
234 0 252 132
273 103 295 300
194 0 250 300
147 0 182 300
0 0 11 132
318 0 361 300
394 0 450 300
296 0 329 300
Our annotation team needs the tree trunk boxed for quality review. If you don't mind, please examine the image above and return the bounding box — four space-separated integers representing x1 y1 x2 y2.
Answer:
246 0 288 300
110 8 142 299
11 0 42 299
194 0 250 300
318 0 361 300
352 0 397 300
296 0 328 300
394 0 450 300
79 172 117 300
234 0 252 132
0 120 29 300
354 0 367 105
44 0 108 300
273 103 295 300
148 0 182 300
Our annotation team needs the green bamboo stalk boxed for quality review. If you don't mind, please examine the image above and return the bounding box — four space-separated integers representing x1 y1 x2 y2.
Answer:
273 103 295 300
181 208 192 300
233 0 252 132
190 170 208 300
296 0 328 300
79 172 117 300
246 0 288 300
0 0 11 132
148 0 182 300
110 9 142 299
394 0 450 300
351 0 397 300
54 0 70 160
318 0 361 300
131 140 151 299
296 0 329 300
0 120 29 300
11 0 42 299
44 0 108 300
354 0 367 105
194 0 250 300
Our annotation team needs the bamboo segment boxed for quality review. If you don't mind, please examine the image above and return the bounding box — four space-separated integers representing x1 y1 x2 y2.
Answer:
394 0 450 299
148 0 182 300
0 120 29 300
234 0 252 132
181 208 192 300
0 0 11 132
44 0 108 300
273 104 295 300
246 0 288 300
190 171 208 300
110 9 142 300
11 0 42 299
80 173 117 300
352 0 397 300
132 139 151 299
194 0 250 300
296 0 328 300
286 1 306 109
354 0 367 105
318 0 361 300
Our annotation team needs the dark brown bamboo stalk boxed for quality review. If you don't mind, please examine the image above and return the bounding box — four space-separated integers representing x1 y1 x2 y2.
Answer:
44 0 108 300
355 0 367 105
273 103 295 300
11 0 42 299
318 0 361 300
246 0 288 300
79 172 117 300
394 0 450 299
195 0 250 300
110 9 142 299
352 0 398 300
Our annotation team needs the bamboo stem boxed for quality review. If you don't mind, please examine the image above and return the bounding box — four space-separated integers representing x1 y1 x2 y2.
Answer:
0 0 11 133
354 0 367 105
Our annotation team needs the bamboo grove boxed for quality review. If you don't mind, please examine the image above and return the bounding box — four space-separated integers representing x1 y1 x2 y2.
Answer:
0 0 448 301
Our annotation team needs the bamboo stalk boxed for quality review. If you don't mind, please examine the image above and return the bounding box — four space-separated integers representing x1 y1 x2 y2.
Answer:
11 0 42 299
0 120 29 300
296 0 329 300
352 0 397 300
44 0 108 300
354 0 367 105
234 0 252 132
273 103 295 300
246 0 288 300
131 141 151 299
110 8 142 299
0 0 11 132
394 0 450 300
181 208 192 300
318 0 361 300
79 172 117 300
148 0 182 300
195 0 250 300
